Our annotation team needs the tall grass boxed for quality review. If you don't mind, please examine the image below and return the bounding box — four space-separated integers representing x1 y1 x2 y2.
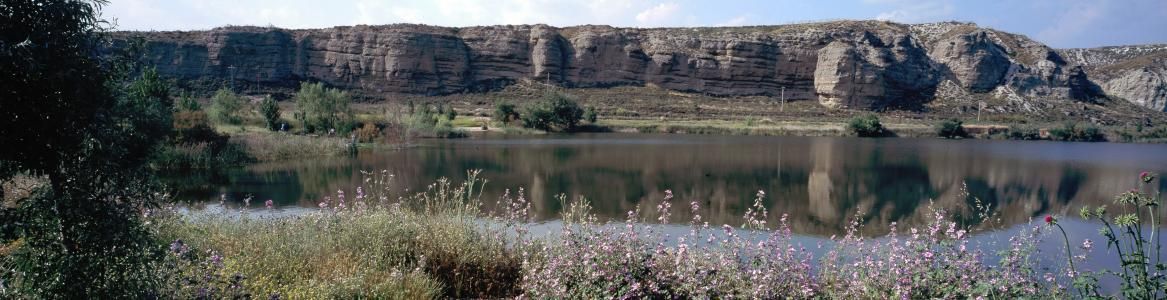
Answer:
152 171 519 299
151 170 1163 298
228 132 352 162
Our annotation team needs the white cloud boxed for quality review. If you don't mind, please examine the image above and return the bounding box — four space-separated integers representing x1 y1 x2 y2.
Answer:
635 2 681 26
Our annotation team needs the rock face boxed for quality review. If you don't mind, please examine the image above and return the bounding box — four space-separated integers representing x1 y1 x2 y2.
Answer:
1060 45 1167 111
121 21 1152 110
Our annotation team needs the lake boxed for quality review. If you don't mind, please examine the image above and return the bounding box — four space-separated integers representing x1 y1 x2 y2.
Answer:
168 133 1167 236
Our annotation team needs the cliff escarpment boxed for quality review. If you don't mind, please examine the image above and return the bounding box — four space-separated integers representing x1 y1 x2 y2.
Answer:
120 21 1160 111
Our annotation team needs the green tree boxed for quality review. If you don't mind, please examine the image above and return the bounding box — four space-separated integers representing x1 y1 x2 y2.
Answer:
494 101 519 125
208 87 244 124
936 119 967 139
521 92 584 131
294 82 352 133
259 95 280 131
847 113 885 137
0 1 172 297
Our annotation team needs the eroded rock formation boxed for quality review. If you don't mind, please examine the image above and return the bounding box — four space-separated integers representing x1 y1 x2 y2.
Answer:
120 21 1160 111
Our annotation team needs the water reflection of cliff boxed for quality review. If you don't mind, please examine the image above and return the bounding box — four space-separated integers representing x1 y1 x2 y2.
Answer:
171 135 1167 236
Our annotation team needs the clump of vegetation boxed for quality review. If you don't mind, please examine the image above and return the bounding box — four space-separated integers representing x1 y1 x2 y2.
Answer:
846 113 885 137
1059 172 1163 298
406 102 467 138
584 106 599 124
258 95 281 131
153 171 518 298
1006 124 1042 140
228 133 351 162
1 1 175 296
1048 121 1105 142
1114 124 1167 143
293 82 352 134
208 87 245 124
147 169 1167 299
153 88 251 169
521 92 584 132
936 118 968 139
493 101 520 126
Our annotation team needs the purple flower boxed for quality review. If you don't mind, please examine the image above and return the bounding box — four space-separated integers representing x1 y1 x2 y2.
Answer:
264 199 274 209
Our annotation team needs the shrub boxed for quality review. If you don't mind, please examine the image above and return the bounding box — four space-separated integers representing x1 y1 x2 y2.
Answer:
259 95 280 131
208 87 245 124
1048 122 1105 142
1007 124 1042 140
936 118 967 139
847 113 885 137
521 92 584 131
355 122 382 143
584 106 598 124
293 82 352 134
444 105 457 121
175 91 201 112
494 101 520 125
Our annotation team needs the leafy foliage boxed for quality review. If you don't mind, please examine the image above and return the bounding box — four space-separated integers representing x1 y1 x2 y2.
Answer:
259 95 280 131
1007 124 1042 140
208 87 244 124
521 92 584 132
175 91 201 112
293 82 352 134
1049 121 1105 142
493 101 519 125
936 119 967 139
406 103 466 138
584 106 598 124
846 113 885 137
0 1 174 297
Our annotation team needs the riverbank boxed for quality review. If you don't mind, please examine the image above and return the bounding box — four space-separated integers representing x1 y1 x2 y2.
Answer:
140 170 1164 299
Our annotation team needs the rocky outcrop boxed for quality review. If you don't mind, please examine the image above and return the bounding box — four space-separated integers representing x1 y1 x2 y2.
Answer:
121 21 1149 111
814 32 939 109
1060 45 1167 111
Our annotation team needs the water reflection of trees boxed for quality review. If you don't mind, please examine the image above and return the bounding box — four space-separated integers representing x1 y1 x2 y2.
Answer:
172 136 1167 236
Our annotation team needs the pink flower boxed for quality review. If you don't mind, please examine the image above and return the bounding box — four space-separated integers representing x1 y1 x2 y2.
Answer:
1142 171 1156 183
1044 215 1054 224
264 199 273 209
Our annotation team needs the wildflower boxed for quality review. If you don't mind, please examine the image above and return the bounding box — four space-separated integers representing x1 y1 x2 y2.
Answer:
1081 239 1093 251
169 239 189 255
264 199 273 209
210 252 224 268
1141 171 1156 183
1044 215 1054 225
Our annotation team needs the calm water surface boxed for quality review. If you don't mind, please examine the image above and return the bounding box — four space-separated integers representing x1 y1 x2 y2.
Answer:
168 133 1167 236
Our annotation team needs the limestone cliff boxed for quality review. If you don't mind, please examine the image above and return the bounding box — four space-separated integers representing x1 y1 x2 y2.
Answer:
119 21 1154 111
1060 45 1167 112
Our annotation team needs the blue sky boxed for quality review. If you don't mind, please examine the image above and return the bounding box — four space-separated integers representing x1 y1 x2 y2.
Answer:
103 0 1167 48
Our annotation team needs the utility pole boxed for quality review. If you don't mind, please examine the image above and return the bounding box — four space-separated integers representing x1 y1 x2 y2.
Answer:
977 101 985 122
780 86 786 113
